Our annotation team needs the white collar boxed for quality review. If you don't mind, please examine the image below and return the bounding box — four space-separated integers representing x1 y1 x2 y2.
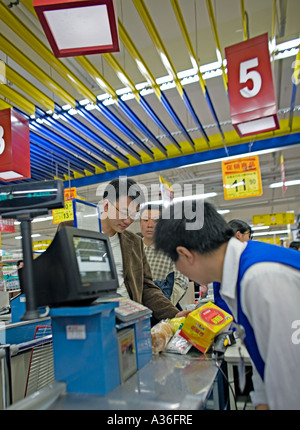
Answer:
221 237 247 299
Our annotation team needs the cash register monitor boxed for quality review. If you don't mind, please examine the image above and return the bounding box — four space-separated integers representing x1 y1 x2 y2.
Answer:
22 227 119 307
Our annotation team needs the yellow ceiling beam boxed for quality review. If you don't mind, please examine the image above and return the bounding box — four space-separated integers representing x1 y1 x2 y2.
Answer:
19 0 38 18
118 20 161 99
0 99 13 110
205 0 228 92
75 56 117 101
0 35 75 107
0 84 36 116
6 65 55 112
132 0 183 98
102 53 140 101
240 0 248 41
170 0 206 95
0 2 96 103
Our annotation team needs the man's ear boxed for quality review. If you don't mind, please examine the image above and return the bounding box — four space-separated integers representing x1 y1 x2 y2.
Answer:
176 246 194 263
103 199 109 212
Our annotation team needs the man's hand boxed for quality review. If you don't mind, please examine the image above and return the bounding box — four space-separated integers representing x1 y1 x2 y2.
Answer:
175 309 191 318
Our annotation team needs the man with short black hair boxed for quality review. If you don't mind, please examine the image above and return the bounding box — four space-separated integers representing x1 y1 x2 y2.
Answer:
100 177 189 321
140 204 188 307
154 200 300 410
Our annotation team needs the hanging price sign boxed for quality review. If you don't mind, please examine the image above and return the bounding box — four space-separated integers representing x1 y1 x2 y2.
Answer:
222 156 263 200
52 200 74 224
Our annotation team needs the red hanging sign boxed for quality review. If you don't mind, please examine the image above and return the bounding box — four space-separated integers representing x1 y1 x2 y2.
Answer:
0 108 31 182
225 33 279 137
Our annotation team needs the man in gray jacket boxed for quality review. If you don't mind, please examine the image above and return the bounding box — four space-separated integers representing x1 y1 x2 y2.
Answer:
100 177 189 322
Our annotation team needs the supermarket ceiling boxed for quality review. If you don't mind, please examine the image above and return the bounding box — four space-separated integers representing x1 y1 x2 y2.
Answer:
0 0 300 249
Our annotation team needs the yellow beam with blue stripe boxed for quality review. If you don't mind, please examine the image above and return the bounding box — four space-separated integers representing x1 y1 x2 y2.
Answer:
170 0 223 143
1 1 96 103
206 0 228 93
240 0 248 40
0 84 36 116
118 20 183 151
132 0 183 97
75 56 117 101
118 20 161 100
0 34 76 108
132 0 209 148
102 53 140 101
5 65 55 113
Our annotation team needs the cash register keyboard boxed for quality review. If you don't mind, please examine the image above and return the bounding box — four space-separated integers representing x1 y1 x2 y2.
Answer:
114 299 152 322
94 297 152 322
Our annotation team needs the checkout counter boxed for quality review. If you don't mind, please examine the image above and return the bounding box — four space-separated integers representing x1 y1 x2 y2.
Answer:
2 225 227 410
0 180 229 411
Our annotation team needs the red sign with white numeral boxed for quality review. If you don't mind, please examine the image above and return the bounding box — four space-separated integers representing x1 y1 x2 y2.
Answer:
0 108 31 181
225 33 279 136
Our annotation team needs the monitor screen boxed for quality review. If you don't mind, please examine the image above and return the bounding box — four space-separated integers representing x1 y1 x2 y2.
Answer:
20 227 119 307
73 236 113 284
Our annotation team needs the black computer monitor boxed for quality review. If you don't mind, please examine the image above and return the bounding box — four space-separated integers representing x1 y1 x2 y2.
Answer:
19 227 119 307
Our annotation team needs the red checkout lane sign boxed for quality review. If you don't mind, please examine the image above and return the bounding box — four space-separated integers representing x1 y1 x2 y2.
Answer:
225 33 279 137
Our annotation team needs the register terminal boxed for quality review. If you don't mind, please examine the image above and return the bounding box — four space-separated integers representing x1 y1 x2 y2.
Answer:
19 226 120 308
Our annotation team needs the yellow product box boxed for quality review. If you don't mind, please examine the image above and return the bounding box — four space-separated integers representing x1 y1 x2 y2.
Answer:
180 302 233 353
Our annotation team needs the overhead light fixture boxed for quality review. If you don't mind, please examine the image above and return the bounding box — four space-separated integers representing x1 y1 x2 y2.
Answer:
142 192 217 206
15 234 41 239
253 230 289 237
217 209 230 214
270 179 300 188
33 0 119 58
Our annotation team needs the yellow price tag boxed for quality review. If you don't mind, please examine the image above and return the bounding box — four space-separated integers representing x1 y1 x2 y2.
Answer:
52 200 74 224
222 156 263 200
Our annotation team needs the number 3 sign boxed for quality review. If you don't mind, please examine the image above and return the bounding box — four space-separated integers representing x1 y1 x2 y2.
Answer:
225 33 279 137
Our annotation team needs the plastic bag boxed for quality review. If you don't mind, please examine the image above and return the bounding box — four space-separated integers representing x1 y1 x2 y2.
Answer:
151 319 174 353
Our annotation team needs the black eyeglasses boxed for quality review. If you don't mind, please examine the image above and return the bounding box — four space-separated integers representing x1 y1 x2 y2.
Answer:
110 202 140 220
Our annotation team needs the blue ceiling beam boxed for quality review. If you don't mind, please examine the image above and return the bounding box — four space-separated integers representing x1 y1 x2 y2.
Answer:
30 133 95 174
160 92 195 150
29 121 107 171
139 94 181 152
117 98 168 157
74 105 141 164
182 88 209 145
44 114 128 167
30 150 75 178
30 142 86 176
96 101 155 160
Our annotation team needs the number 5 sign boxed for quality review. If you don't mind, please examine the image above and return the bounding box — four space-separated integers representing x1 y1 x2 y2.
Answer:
225 33 279 137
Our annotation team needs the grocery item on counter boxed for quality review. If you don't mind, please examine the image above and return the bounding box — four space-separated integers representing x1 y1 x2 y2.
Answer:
180 301 233 353
151 319 174 353
165 328 192 355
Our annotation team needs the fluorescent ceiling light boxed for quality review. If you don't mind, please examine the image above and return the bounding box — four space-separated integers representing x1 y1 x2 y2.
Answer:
15 234 41 239
178 146 297 170
217 209 230 214
251 225 270 231
253 230 289 237
270 179 300 188
142 192 217 206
